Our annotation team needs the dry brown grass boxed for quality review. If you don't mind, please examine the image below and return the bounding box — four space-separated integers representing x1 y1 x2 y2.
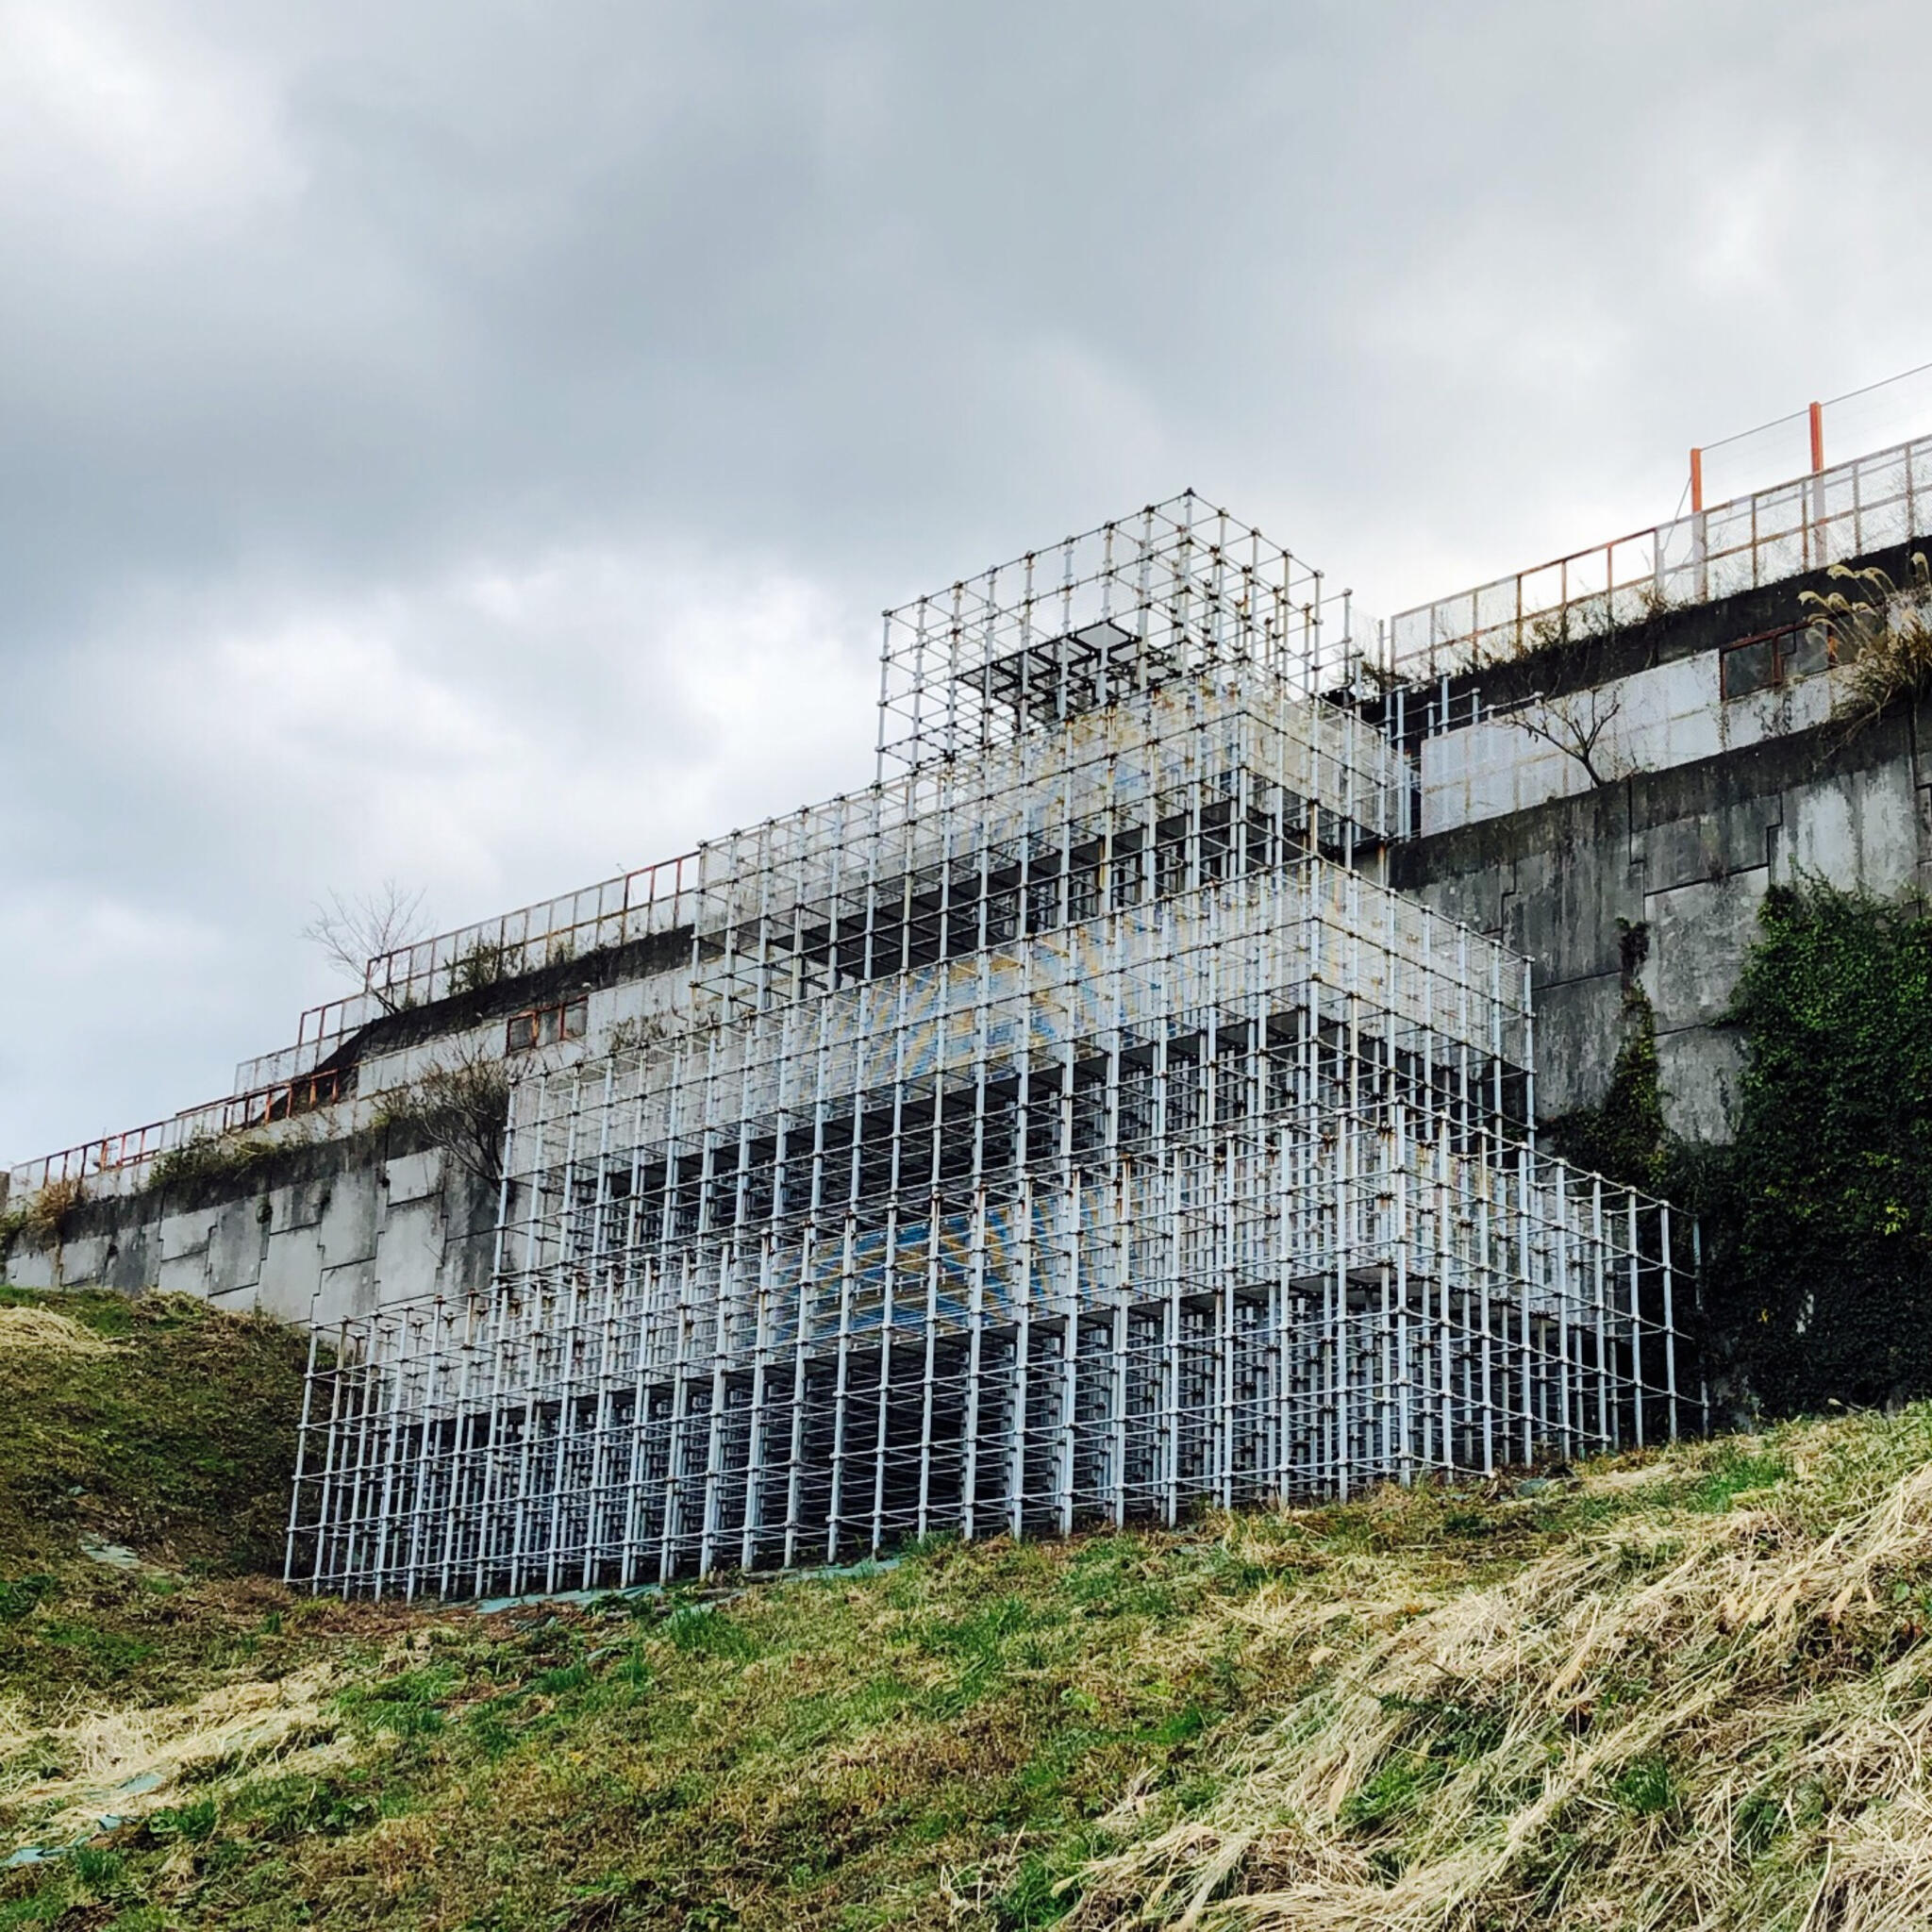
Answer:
2 1659 349 1842
0 1305 119 1357
1068 1428 1932 1930
8 1282 1932 1931
1 1175 87 1262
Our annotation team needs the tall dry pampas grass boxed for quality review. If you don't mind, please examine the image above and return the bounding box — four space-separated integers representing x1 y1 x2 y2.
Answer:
1803 552 1932 733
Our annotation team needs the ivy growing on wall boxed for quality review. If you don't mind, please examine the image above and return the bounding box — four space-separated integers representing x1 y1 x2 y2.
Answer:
1546 921 1667 1191
1694 880 1932 1414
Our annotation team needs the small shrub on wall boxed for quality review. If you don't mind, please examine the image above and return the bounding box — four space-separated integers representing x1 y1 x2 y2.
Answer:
1698 880 1932 1414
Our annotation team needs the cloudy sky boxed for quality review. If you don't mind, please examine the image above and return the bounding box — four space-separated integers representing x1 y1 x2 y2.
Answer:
4 0 1927 1162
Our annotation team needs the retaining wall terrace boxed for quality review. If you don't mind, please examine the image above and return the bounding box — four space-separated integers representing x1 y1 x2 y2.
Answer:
1 928 692 1325
1393 693 1932 1140
8 571 1931 1313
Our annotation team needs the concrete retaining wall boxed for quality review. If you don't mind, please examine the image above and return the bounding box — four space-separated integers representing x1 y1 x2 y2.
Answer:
1 928 693 1323
2 1125 503 1327
1393 694 1932 1138
10 590 1930 1311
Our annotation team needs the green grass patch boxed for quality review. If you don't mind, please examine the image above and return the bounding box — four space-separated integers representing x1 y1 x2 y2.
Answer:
8 1279 1932 1927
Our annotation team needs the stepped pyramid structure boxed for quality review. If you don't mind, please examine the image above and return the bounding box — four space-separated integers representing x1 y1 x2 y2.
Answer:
285 496 1696 1598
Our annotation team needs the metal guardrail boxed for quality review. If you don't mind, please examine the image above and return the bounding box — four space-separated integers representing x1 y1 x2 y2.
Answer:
360 851 696 1013
8 1071 344 1196
231 851 699 1092
19 857 700 1197
1389 432 1932 679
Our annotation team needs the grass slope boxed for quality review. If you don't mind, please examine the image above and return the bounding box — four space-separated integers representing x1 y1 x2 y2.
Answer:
4 1287 1932 1929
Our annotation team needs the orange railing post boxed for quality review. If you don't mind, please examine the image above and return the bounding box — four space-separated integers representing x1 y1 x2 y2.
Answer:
1690 447 1704 514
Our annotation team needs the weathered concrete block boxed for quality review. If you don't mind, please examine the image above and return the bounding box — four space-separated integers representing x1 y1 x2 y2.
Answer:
317 1257 378 1325
103 1224 153 1294
383 1149 442 1208
1638 790 1779 892
374 1195 444 1303
206 1197 266 1297
1527 973 1624 1118
257 1226 327 1323
1646 872 1767 1032
1778 760 1922 894
270 1175 331 1234
1515 831 1644 985
315 1174 379 1272
1656 1025 1746 1141
156 1246 210 1296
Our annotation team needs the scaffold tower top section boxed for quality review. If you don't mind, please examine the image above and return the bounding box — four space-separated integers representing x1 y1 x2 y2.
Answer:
875 491 1351 775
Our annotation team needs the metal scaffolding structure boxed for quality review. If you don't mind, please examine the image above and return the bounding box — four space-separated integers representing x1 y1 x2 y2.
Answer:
287 493 1698 1600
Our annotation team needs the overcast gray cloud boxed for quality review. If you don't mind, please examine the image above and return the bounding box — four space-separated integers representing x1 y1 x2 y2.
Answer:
4 0 1927 1159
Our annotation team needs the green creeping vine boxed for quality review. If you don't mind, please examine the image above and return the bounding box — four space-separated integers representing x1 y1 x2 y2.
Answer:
1692 880 1932 1414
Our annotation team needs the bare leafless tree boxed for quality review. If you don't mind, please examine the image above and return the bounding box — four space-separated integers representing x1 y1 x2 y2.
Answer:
1508 687 1632 788
380 1038 512 1189
303 881 431 1012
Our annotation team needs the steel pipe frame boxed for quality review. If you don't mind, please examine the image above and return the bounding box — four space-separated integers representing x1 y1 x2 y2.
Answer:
288 508 1697 1600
